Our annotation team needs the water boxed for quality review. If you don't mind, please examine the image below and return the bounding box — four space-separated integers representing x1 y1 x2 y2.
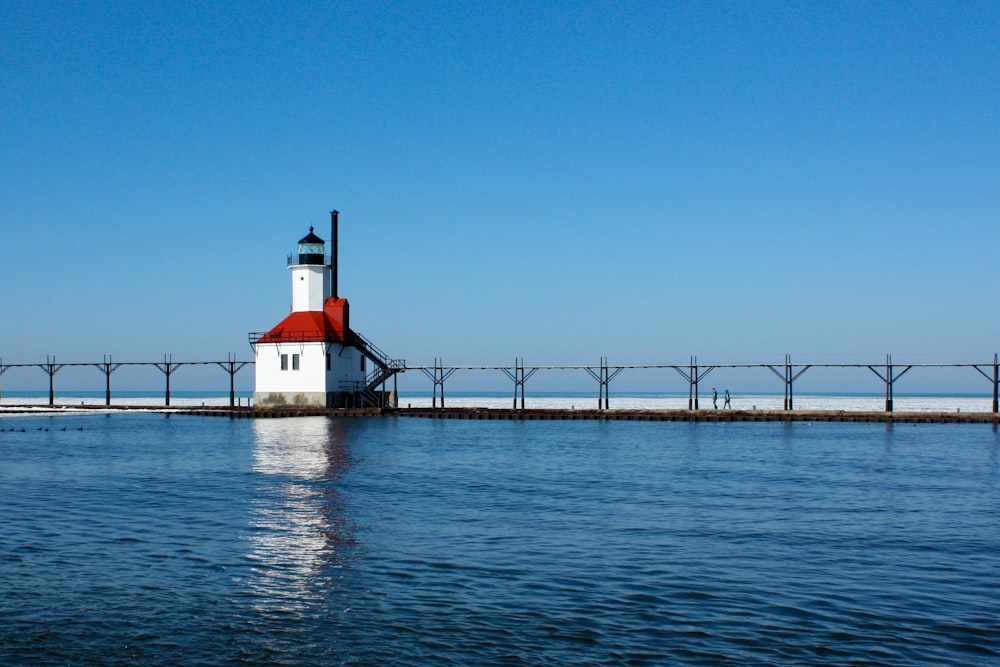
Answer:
1 413 998 665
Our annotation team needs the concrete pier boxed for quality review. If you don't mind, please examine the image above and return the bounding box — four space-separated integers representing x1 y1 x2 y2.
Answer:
3 404 998 424
395 407 1000 424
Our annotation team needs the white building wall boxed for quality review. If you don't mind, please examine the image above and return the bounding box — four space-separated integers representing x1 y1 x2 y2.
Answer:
326 344 367 392
254 341 372 407
253 341 329 407
290 265 329 311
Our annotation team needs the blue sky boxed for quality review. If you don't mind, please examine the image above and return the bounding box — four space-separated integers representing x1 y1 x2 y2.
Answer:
2 1 998 393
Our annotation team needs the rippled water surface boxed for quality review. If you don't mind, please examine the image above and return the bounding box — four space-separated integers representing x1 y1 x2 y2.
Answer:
1 414 998 665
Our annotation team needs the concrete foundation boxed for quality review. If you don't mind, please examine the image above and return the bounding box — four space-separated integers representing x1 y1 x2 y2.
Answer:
253 391 330 408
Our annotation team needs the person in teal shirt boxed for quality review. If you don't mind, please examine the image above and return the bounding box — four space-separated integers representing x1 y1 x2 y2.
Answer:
723 389 731 409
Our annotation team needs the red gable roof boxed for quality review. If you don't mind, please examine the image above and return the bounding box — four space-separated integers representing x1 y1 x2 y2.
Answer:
256 298 350 344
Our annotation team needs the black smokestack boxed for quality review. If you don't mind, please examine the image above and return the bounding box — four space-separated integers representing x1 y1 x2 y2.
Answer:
330 210 339 298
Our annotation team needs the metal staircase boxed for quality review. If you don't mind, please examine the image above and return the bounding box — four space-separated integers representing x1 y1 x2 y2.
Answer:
348 329 405 407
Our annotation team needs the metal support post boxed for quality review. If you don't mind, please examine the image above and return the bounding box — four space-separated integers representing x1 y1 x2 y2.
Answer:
690 357 697 409
420 359 456 408
867 354 911 413
93 355 124 406
584 357 623 410
672 356 714 410
782 356 790 409
38 356 65 406
154 355 184 406
602 358 608 409
215 354 250 407
886 355 894 412
501 358 538 409
765 355 811 410
585 359 606 409
970 353 999 413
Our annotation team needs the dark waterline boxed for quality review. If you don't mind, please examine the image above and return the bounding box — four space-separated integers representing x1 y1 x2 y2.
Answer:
1 414 998 665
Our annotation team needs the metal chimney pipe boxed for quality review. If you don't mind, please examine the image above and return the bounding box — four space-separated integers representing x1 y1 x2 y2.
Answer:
330 210 339 299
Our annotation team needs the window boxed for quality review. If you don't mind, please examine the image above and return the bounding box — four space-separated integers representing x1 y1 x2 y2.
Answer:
360 356 366 372
292 354 300 370
326 353 331 371
280 354 288 371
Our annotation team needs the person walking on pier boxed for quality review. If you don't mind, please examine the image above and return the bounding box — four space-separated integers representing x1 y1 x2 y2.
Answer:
723 389 731 409
712 388 718 409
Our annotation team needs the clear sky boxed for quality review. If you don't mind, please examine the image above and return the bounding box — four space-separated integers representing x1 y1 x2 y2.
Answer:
2 1 998 393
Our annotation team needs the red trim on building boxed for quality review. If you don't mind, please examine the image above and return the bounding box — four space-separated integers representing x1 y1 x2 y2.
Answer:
256 298 350 343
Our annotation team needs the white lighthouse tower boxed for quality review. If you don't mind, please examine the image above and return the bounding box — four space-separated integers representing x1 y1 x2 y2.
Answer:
250 211 401 408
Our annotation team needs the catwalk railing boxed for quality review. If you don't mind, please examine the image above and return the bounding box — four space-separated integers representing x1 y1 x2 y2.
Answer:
0 355 252 407
3 354 1000 413
407 355 1000 413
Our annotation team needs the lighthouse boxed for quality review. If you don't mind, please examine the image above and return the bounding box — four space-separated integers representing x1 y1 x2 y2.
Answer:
250 211 401 408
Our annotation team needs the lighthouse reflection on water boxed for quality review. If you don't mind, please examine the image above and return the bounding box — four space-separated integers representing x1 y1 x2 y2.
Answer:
243 417 356 615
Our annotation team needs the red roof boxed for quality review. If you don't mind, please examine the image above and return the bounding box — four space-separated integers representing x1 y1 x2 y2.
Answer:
256 298 350 343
